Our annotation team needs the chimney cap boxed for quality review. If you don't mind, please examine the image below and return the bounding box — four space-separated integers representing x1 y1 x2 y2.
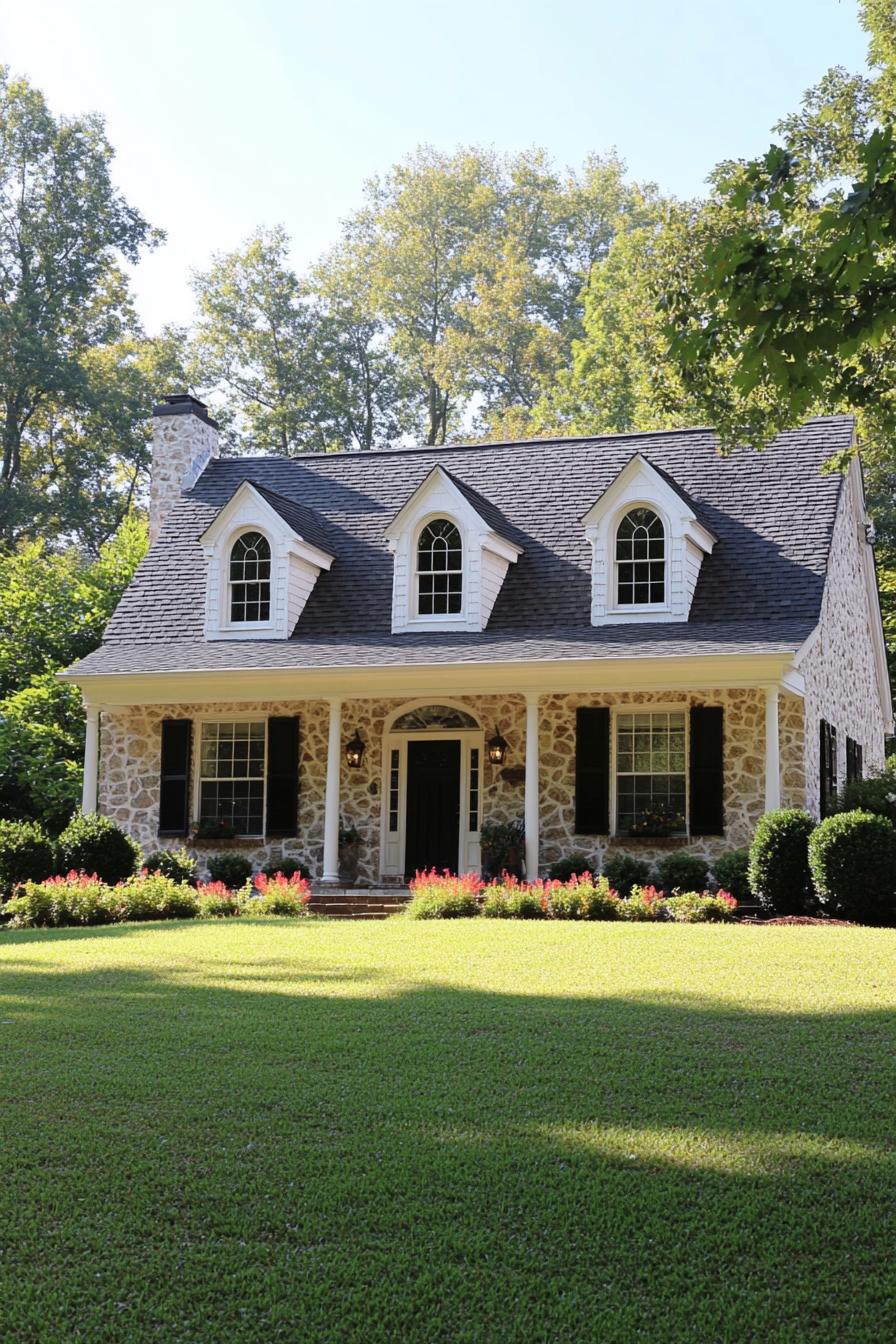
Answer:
152 393 219 430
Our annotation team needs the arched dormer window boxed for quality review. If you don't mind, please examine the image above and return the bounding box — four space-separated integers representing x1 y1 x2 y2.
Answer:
417 519 463 616
229 530 271 622
615 508 665 606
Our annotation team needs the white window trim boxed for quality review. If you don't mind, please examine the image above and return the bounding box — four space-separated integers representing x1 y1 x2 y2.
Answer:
220 525 277 636
610 703 690 838
609 502 671 617
193 715 269 840
412 514 466 625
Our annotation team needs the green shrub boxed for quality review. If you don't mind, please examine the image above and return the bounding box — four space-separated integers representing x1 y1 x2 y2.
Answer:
834 766 896 825
808 810 896 926
261 858 310 880
110 874 198 921
748 809 815 915
196 882 246 917
550 875 620 920
482 885 547 918
57 811 140 885
142 847 197 885
0 819 54 895
206 853 253 889
547 852 592 882
405 873 482 918
4 873 113 928
247 890 312 917
711 849 752 906
621 885 668 920
601 852 654 898
479 819 525 879
655 851 709 893
665 891 738 923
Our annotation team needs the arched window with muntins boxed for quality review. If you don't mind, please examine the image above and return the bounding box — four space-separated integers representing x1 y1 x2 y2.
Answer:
616 508 665 605
417 519 463 615
229 531 271 622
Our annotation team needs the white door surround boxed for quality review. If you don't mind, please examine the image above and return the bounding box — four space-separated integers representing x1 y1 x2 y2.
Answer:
379 700 484 879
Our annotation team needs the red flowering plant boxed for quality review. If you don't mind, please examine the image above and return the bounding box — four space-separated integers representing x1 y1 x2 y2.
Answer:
622 884 670 921
406 870 484 918
4 871 112 927
196 880 246 917
248 869 313 917
665 890 738 923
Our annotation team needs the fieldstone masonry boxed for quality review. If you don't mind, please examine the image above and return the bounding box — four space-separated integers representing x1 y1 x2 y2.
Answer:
149 396 220 544
99 686 806 880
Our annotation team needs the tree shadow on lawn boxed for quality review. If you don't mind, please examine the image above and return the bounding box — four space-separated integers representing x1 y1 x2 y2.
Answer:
1 952 894 1344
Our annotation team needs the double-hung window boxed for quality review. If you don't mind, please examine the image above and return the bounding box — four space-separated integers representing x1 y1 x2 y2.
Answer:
198 720 266 836
615 710 687 833
417 519 463 616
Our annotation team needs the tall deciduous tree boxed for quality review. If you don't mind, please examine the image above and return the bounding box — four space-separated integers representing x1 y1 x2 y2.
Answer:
0 68 161 549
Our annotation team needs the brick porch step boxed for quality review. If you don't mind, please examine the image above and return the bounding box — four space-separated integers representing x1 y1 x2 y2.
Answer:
307 887 411 919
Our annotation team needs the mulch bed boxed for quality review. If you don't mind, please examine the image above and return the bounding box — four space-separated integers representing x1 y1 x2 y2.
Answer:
741 915 857 927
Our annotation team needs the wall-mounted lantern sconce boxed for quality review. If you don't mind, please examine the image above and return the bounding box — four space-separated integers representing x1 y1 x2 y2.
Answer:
345 730 366 769
486 727 509 766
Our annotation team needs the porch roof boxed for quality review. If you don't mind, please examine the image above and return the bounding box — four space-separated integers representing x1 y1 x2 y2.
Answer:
63 617 813 690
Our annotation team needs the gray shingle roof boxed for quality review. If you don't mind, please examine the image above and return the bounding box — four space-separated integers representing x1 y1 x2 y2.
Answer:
73 416 854 677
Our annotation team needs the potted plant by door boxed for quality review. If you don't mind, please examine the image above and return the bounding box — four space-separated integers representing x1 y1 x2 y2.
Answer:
479 819 525 880
338 822 362 885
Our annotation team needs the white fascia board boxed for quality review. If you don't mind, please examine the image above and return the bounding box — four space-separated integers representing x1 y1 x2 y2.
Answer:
200 481 335 565
289 538 335 572
482 531 523 564
384 466 503 543
581 453 715 554
59 650 800 707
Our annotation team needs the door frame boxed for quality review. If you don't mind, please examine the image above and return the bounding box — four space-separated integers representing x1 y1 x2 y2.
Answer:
379 700 484 879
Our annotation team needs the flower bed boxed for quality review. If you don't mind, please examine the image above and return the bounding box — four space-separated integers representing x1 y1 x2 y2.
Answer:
2 868 313 929
404 869 738 923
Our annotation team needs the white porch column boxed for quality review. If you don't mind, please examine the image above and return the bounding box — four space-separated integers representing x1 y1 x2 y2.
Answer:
82 704 100 814
764 684 781 812
524 693 540 879
322 698 342 883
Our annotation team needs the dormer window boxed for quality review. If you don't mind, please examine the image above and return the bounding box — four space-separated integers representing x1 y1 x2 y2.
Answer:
229 531 271 622
417 519 463 616
615 508 665 606
582 454 716 627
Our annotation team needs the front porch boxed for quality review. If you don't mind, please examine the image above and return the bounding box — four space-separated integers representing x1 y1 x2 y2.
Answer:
83 653 808 882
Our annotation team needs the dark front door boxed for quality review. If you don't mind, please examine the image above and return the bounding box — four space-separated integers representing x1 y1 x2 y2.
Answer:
404 739 461 879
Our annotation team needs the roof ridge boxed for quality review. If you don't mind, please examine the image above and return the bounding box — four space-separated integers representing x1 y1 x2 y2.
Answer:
206 414 855 467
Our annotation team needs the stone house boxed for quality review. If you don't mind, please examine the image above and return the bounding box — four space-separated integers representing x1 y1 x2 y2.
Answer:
62 395 892 883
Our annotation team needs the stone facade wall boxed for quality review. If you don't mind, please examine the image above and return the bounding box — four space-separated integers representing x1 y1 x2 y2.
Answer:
149 408 219 545
99 686 803 880
800 462 889 816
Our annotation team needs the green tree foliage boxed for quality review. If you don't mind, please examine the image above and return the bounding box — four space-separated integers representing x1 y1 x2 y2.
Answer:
0 68 175 550
0 516 147 829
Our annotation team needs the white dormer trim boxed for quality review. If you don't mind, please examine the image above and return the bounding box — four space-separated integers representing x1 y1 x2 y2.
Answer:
199 481 334 641
581 454 715 626
384 466 522 633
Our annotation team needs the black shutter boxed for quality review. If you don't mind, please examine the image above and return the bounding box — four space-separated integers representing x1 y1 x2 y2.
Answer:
820 720 838 818
846 737 864 785
266 716 300 837
159 719 192 836
575 707 610 834
689 706 724 835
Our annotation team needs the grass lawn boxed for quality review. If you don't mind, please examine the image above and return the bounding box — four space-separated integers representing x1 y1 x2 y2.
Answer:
1 920 895 1343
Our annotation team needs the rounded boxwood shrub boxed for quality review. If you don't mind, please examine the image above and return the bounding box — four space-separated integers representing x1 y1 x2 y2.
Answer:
808 809 896 925
547 851 592 883
834 767 896 825
206 853 253 890
142 846 197 885
57 811 141 885
601 852 654 899
748 809 815 915
655 851 709 894
0 819 54 895
711 848 751 906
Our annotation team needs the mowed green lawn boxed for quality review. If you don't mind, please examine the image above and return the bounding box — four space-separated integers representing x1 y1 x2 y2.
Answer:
1 921 895 1344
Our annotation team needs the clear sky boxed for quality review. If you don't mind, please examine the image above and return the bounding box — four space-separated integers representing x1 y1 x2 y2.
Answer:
4 0 870 333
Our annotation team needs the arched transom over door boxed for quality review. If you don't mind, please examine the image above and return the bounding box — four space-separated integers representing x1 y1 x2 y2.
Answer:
381 703 484 880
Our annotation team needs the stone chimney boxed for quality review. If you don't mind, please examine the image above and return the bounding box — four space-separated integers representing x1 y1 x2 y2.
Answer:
149 394 220 544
